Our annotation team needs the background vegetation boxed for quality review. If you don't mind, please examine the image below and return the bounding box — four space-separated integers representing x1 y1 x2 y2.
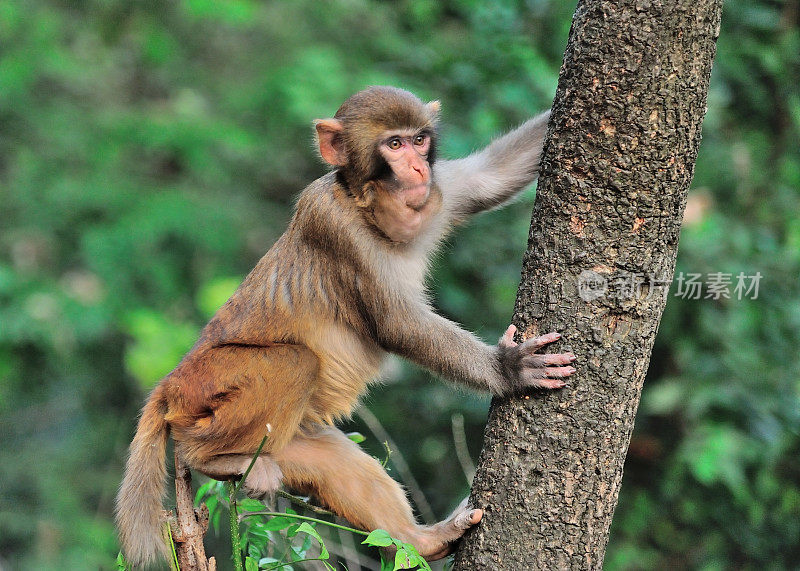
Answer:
1 0 798 569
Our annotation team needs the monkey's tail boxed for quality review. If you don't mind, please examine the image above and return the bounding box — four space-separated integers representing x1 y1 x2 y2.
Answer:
115 385 171 567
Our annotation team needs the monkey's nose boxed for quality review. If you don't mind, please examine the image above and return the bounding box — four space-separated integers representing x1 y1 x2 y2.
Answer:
410 161 429 182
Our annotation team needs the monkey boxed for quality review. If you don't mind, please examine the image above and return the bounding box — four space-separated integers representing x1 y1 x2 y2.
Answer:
116 86 576 567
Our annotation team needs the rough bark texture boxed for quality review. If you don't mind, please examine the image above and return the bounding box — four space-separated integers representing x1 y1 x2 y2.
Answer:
453 1 722 568
171 451 216 571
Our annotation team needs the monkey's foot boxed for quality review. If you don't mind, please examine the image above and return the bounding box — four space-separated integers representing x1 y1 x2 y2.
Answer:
415 498 483 560
194 453 284 502
242 456 284 501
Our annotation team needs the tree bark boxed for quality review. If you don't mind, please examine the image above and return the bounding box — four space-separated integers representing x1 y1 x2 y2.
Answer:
453 1 723 569
170 450 216 571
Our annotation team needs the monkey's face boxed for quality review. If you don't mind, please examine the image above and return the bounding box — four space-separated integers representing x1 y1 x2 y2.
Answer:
353 127 439 243
376 129 433 210
314 86 442 242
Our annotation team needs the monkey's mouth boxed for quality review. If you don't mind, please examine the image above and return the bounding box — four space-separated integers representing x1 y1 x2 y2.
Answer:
403 183 430 210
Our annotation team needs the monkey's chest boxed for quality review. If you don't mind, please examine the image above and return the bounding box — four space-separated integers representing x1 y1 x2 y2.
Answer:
304 323 384 424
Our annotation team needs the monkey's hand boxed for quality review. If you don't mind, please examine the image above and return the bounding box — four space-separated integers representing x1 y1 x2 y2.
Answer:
495 324 576 394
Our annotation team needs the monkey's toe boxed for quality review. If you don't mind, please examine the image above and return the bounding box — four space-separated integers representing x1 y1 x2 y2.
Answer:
420 506 483 560
453 507 483 529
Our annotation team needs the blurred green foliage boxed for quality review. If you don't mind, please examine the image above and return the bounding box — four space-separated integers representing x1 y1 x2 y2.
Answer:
0 0 798 569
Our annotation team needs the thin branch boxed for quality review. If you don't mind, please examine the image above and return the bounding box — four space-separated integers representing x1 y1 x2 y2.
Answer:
227 481 243 571
450 413 475 484
276 490 334 516
239 511 370 536
356 406 436 524
234 426 271 496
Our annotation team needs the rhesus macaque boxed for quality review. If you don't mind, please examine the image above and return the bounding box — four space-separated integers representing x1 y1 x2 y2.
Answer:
116 86 576 566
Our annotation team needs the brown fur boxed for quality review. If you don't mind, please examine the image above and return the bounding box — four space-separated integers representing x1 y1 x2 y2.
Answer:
116 87 573 567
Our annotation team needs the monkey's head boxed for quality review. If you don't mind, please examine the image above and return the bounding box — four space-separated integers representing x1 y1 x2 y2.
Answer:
315 86 441 242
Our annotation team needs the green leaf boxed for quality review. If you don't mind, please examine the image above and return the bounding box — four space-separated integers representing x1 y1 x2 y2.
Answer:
398 542 431 570
363 528 394 547
298 531 312 555
245 556 259 571
262 516 294 531
247 541 262 559
296 522 329 559
183 0 256 24
287 544 303 562
205 495 219 520
346 431 366 443
210 501 222 532
286 522 300 537
195 479 219 505
394 547 414 569
238 498 266 512
246 521 270 550
381 554 395 571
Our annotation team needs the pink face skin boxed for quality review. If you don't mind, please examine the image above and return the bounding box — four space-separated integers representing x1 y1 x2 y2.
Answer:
314 119 438 243
378 131 432 210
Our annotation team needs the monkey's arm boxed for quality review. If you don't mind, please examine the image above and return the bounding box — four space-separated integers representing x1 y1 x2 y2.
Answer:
367 296 574 394
434 110 550 219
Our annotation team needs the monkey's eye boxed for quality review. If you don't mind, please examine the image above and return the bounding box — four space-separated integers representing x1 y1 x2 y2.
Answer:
413 134 428 146
387 138 403 150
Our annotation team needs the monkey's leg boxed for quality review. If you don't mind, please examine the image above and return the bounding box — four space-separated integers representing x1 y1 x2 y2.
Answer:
272 426 482 560
192 454 283 500
167 342 319 498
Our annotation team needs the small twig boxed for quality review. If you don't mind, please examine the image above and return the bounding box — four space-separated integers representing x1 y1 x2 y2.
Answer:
164 520 180 571
451 413 476 484
381 440 392 468
275 490 334 515
228 480 243 571
262 556 331 570
234 426 271 496
228 427 272 570
356 406 437 524
239 511 370 536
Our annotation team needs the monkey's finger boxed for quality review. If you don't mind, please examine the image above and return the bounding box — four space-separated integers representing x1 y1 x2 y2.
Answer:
520 332 562 352
525 377 567 390
522 367 573 387
522 353 576 367
498 324 518 348
541 365 576 378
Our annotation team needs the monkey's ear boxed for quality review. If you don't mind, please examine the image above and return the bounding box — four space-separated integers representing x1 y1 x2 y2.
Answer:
426 100 441 119
314 119 347 167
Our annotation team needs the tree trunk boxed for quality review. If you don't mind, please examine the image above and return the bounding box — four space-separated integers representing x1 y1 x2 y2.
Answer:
453 1 723 569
